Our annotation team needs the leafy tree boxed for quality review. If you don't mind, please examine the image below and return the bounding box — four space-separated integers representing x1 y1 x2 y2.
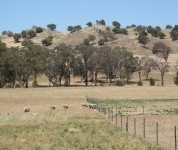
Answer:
152 42 172 62
21 30 28 38
118 28 128 35
86 22 92 27
42 36 53 46
166 25 172 29
21 39 34 47
36 27 43 33
112 21 121 28
67 25 82 33
47 24 56 31
112 27 119 34
13 33 21 43
158 32 166 39
7 31 13 37
147 26 154 33
170 25 178 41
27 30 36 38
76 41 96 86
131 24 136 28
67 26 74 33
2 31 7 35
138 33 149 45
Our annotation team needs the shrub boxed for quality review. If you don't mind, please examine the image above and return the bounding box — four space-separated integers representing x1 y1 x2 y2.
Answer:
166 25 172 29
2 31 7 35
158 32 166 39
13 33 21 43
27 30 36 38
118 28 128 35
137 81 143 86
112 21 121 28
86 22 92 27
112 27 119 34
98 39 105 45
149 78 155 86
36 27 43 33
106 27 110 31
21 30 27 38
42 36 53 46
47 24 56 31
131 24 136 28
99 19 106 26
170 26 178 41
7 31 13 37
116 80 124 86
138 33 149 45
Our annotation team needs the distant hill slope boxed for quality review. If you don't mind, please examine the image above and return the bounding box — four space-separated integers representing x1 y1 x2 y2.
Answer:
1 25 178 56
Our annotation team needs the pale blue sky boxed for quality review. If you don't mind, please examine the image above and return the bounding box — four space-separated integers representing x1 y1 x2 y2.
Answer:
0 0 178 33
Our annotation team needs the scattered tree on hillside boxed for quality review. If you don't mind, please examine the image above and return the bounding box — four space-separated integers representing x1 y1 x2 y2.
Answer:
152 42 172 62
42 36 53 46
86 22 92 27
166 25 172 29
27 30 36 38
47 24 56 31
36 27 43 33
170 25 178 41
112 21 121 28
138 33 149 45
21 30 28 38
13 33 21 43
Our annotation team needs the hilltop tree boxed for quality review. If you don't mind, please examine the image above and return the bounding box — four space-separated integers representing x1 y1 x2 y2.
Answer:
86 22 92 27
112 21 121 28
36 27 43 33
166 25 172 29
21 30 27 38
152 42 172 62
27 30 36 38
47 24 56 31
170 25 178 41
13 33 21 43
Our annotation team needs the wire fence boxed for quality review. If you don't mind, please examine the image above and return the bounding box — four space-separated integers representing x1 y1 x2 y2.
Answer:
87 98 178 150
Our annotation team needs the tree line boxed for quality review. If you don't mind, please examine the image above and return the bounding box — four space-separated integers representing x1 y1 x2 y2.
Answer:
0 35 176 88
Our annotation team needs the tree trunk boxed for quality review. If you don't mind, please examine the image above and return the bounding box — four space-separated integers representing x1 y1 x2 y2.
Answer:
138 71 142 82
85 70 88 86
25 79 28 88
59 78 62 87
94 71 98 86
161 73 164 86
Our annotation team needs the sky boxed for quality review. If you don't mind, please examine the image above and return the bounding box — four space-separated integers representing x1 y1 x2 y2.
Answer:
0 0 178 33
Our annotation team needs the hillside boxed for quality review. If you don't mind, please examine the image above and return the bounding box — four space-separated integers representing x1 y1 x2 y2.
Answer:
1 25 178 73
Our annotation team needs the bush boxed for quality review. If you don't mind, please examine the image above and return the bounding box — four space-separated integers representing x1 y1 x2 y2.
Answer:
137 81 143 86
166 25 172 29
21 30 27 38
13 33 21 43
131 24 136 28
158 32 166 39
118 28 128 35
170 26 178 41
99 19 106 26
86 22 92 27
47 24 56 31
2 31 7 35
36 27 43 33
112 21 121 28
7 31 13 37
106 27 110 31
138 33 149 45
27 30 36 38
42 36 53 46
116 80 124 86
98 39 105 45
149 78 155 86
112 27 119 34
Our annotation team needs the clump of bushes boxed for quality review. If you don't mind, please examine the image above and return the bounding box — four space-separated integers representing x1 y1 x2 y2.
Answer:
116 80 124 86
42 36 53 46
149 78 155 86
36 27 43 33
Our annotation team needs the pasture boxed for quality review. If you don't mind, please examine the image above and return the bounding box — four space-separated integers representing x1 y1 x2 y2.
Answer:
0 86 178 149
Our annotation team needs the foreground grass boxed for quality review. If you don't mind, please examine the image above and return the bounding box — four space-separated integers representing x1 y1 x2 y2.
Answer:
0 115 162 150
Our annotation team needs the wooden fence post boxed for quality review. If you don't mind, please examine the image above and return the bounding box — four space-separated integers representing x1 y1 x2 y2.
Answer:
116 107 118 125
134 118 136 136
175 126 177 150
156 122 158 145
127 116 129 132
143 118 145 138
121 115 123 129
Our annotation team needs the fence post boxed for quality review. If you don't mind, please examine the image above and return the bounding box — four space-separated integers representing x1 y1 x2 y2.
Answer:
121 115 123 130
134 118 136 136
156 122 158 145
116 107 118 125
108 107 110 118
143 105 145 115
127 116 129 132
126 122 128 132
112 107 114 121
143 118 145 138
175 126 177 150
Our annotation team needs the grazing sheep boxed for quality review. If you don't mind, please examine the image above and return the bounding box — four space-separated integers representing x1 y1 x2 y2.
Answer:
88 104 97 109
51 106 56 110
63 105 69 109
24 107 30 112
6 112 11 116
